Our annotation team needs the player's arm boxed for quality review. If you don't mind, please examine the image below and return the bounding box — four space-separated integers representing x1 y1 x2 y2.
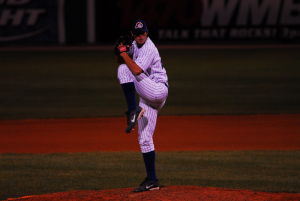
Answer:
119 52 143 75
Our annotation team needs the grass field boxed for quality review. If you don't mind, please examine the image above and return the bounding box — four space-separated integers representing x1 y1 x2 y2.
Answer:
1 151 300 200
1 47 300 200
0 47 300 120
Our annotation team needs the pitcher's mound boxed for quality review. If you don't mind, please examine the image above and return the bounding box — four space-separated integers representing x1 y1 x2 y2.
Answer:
5 186 300 201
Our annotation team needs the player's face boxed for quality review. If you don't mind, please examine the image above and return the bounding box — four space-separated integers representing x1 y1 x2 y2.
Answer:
134 32 148 45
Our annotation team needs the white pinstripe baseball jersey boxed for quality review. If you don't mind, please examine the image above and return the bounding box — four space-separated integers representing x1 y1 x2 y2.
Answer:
129 37 168 86
118 36 168 153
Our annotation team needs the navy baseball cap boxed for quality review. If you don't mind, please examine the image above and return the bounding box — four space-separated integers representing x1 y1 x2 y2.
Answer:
131 19 148 35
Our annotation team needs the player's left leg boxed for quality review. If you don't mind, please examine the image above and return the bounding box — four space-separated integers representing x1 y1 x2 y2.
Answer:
117 64 144 133
117 64 136 111
133 73 168 107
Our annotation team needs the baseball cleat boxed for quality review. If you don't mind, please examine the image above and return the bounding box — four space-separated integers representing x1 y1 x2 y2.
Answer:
133 178 160 193
125 106 145 133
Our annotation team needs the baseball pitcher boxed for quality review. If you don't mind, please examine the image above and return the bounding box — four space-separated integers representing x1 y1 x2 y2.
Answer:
114 19 169 192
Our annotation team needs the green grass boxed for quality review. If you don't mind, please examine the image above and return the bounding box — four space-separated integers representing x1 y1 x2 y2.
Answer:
1 151 300 200
0 48 300 120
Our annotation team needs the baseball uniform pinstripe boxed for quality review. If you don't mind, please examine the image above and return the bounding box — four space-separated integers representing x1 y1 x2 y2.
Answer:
117 37 168 153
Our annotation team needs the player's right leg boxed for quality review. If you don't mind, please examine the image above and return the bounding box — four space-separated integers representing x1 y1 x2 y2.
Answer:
133 99 160 192
117 64 144 133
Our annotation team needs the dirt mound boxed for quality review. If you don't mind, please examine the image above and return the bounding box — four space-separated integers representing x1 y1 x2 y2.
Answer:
5 186 300 201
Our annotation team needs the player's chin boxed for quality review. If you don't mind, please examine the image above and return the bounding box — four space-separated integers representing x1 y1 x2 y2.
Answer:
137 40 145 45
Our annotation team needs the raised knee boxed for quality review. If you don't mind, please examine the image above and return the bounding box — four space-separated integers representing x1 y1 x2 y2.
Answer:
117 64 128 76
117 64 133 84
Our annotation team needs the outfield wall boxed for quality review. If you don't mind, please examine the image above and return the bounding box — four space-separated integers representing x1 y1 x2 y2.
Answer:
0 0 300 45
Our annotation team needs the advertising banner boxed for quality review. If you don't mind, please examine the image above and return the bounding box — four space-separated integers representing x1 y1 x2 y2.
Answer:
0 0 64 45
1 0 299 45
112 0 300 42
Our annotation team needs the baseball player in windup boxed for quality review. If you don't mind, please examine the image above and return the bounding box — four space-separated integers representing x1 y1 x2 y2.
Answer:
114 19 169 192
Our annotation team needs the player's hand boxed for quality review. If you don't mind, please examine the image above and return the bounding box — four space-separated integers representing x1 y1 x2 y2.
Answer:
114 34 133 56
114 44 128 55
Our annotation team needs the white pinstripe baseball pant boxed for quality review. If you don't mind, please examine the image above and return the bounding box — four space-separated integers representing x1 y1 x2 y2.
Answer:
117 64 168 153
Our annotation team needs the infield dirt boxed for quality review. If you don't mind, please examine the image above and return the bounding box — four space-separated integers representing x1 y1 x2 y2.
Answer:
1 114 300 201
1 114 300 153
4 186 300 201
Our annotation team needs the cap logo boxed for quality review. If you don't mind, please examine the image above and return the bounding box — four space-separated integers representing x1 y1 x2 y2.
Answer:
135 22 143 29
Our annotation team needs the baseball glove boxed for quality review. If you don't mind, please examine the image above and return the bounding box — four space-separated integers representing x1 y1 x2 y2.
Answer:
114 34 133 56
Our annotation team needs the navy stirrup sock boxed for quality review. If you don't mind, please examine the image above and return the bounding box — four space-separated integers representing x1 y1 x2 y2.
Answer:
142 151 157 181
121 82 136 112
